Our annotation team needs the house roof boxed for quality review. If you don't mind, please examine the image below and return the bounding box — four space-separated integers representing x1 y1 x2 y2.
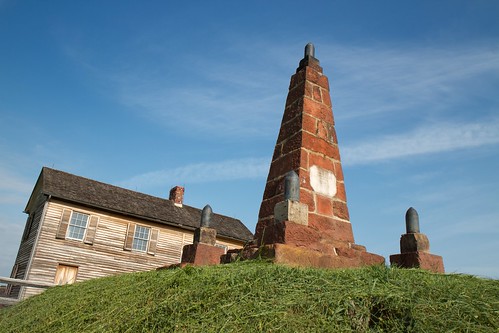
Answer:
31 167 253 242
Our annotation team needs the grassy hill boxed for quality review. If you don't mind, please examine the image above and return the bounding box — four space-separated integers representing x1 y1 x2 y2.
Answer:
0 261 498 332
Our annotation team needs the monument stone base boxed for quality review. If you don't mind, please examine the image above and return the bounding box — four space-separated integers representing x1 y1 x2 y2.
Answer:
181 243 225 266
223 243 383 269
390 252 444 273
223 221 384 269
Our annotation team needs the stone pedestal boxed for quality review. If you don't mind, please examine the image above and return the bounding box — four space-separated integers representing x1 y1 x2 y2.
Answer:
169 205 226 267
390 252 444 273
194 227 217 246
181 242 225 266
389 207 444 273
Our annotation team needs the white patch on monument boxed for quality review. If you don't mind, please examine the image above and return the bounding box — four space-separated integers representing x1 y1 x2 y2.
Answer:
310 165 337 197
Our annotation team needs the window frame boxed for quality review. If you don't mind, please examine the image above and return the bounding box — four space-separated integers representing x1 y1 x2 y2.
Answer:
123 223 159 255
66 211 90 241
132 224 151 252
56 208 99 244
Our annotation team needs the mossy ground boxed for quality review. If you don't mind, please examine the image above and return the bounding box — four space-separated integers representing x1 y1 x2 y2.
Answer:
1 261 498 332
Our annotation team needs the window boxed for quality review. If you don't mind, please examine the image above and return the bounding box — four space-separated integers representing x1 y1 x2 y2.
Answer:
67 212 89 240
54 264 78 285
56 208 99 244
132 225 150 252
124 223 159 255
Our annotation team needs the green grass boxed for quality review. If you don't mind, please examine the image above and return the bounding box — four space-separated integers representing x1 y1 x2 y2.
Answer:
1 261 498 332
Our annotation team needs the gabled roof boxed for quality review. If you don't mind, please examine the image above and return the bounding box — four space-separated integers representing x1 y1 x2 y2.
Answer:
30 167 253 242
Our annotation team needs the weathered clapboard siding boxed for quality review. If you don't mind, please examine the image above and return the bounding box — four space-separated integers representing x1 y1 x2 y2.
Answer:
22 198 245 299
8 196 46 299
215 237 245 250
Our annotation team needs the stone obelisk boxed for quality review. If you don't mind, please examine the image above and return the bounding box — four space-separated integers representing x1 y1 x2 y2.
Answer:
253 43 383 268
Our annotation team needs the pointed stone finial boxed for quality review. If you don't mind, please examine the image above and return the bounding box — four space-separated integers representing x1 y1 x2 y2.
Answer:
304 43 315 58
200 205 213 227
284 170 300 201
405 207 420 233
297 43 320 71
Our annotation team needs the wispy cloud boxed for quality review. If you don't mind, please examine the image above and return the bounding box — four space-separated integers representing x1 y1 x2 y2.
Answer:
0 173 31 194
119 118 499 189
0 216 24 275
342 119 499 165
0 166 33 196
62 40 293 138
62 37 499 152
118 85 283 137
110 42 499 138
113 45 295 137
119 157 269 190
324 43 499 120
442 213 499 237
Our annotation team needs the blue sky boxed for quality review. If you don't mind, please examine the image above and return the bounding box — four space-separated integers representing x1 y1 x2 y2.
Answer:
1 1 498 279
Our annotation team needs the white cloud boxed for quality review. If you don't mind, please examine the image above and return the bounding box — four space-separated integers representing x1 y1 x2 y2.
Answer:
0 167 31 276
0 194 28 205
118 117 499 190
118 85 283 137
0 217 24 277
446 214 499 237
119 157 269 190
342 119 499 165
325 43 499 120
62 40 293 138
0 166 32 195
62 38 499 141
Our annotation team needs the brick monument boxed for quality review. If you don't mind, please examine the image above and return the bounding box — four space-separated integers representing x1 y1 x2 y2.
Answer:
390 207 444 273
244 43 384 268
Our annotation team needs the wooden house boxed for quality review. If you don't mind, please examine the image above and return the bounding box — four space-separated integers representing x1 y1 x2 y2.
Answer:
7 167 253 300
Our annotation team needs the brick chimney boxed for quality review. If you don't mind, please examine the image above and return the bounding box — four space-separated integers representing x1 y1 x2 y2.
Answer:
169 186 184 207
